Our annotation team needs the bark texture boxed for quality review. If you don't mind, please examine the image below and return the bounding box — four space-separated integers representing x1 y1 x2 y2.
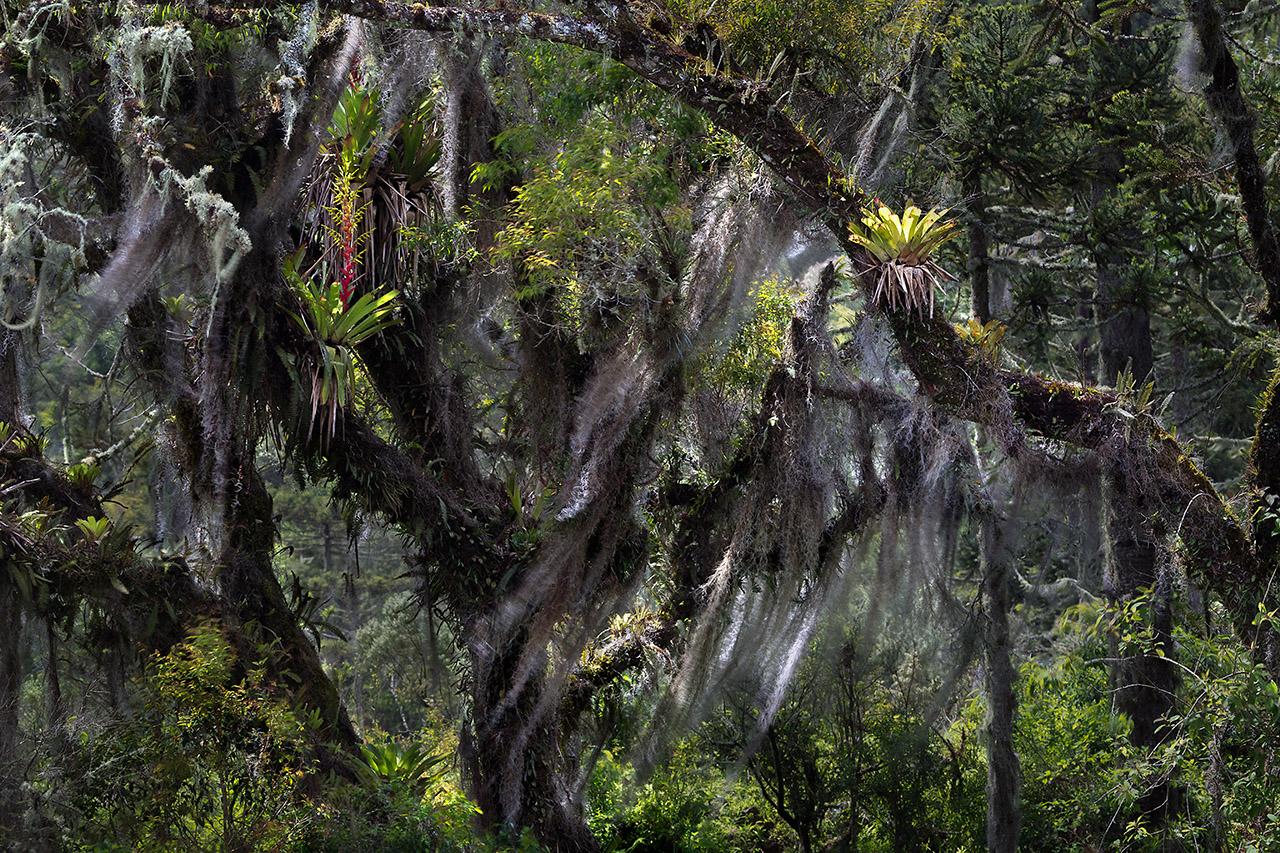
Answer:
966 173 992 324
0 328 23 835
1184 0 1280 320
980 515 1021 853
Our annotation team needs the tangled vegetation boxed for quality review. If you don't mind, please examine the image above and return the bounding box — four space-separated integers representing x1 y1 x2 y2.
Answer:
1 0 1280 850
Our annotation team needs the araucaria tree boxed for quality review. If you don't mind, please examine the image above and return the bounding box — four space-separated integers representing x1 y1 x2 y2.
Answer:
2 0 1280 849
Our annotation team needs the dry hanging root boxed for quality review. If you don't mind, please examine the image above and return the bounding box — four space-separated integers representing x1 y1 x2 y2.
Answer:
871 258 956 317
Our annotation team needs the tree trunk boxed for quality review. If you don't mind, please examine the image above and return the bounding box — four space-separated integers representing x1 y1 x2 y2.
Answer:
1091 139 1152 388
1083 7 1177 831
0 575 22 836
1103 533 1167 745
44 620 67 754
0 327 24 835
980 515 1020 853
1074 284 1098 386
465 635 598 852
124 291 360 770
1095 242 1176 829
1183 0 1280 319
1103 520 1180 814
1097 263 1153 385
966 173 992 324
215 463 361 772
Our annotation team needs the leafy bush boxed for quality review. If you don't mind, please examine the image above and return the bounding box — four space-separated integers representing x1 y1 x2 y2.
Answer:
51 625 315 851
44 625 510 852
588 742 790 852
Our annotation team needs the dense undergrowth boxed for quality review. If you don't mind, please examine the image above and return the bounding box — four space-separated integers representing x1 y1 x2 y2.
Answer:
14 592 1278 852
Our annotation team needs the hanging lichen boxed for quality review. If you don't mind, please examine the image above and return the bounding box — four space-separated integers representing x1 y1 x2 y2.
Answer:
157 164 252 285
277 0 319 146
0 128 89 327
108 23 195 117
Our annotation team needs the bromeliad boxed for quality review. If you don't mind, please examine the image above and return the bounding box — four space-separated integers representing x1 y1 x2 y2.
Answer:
327 126 372 311
284 249 400 439
848 203 958 317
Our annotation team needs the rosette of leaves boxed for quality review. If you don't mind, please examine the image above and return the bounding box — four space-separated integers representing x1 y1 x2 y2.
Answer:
848 204 957 316
355 741 448 794
385 101 442 194
284 250 400 439
328 83 381 174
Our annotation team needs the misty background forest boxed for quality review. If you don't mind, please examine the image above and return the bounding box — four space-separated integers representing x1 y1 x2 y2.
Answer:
1 0 1280 849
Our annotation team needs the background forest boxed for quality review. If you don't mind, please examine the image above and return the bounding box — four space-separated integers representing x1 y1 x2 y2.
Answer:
1 0 1280 849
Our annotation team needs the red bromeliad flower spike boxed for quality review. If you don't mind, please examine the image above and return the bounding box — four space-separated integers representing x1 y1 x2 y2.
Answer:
338 219 357 311
335 64 366 312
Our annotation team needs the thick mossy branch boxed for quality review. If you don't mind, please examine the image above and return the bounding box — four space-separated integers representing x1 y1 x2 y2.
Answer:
355 283 502 510
260 282 508 599
563 268 891 717
1185 0 1280 670
0 441 355 756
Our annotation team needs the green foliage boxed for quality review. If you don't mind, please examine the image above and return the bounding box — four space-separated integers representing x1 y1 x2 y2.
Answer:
955 317 1007 360
703 276 799 395
357 740 448 794
287 272 400 349
296 790 460 853
482 44 715 344
48 627 517 852
399 218 476 270
849 204 958 266
668 0 944 89
52 626 315 850
334 77 440 181
297 749 532 853
344 594 452 734
13 431 50 457
284 571 346 647
387 100 443 193
1097 592 1280 850
1105 367 1173 440
1009 613 1130 849
73 514 111 544
937 3 1075 186
145 2 277 71
65 460 101 490
284 249 399 435
588 743 787 852
11 1 1280 851
493 116 669 308
329 84 382 170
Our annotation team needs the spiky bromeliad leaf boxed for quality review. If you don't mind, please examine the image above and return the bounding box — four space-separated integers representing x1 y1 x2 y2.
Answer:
389 109 443 192
284 253 400 439
74 515 111 543
848 204 958 317
328 83 381 174
354 741 448 793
